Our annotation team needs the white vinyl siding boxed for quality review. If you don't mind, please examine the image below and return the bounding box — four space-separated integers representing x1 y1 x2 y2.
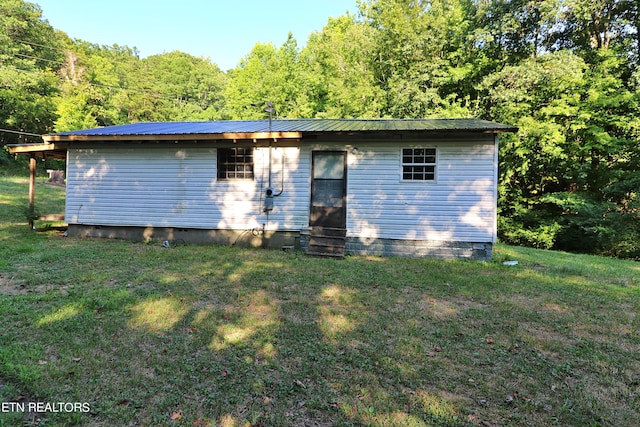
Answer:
66 136 497 244
346 138 497 243
66 144 309 231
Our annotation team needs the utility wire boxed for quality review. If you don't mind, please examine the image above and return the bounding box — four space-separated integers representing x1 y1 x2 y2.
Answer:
14 39 66 52
0 128 43 138
2 43 228 112
0 50 66 65
15 38 138 56
0 63 219 108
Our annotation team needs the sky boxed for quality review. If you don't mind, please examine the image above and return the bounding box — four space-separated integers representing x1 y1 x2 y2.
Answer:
35 0 358 71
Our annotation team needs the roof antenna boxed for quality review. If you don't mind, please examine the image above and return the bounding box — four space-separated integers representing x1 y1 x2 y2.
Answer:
264 101 275 131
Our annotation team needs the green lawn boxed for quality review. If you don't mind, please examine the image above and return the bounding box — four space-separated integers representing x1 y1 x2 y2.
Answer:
1 176 639 426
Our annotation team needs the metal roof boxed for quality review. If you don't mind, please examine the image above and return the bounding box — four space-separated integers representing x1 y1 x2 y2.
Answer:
45 118 517 141
4 119 517 155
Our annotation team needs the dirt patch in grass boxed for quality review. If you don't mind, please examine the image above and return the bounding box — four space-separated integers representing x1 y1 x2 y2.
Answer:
0 273 73 296
392 286 487 318
0 273 28 295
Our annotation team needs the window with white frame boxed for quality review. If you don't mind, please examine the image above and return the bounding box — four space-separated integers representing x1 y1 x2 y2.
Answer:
217 147 254 180
402 148 437 181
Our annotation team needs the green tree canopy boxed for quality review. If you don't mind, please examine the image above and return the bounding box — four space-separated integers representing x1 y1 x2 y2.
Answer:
306 15 384 118
361 0 476 118
0 0 62 143
225 35 314 120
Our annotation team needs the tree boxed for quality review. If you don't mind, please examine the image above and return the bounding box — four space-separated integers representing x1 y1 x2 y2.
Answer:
55 40 144 130
225 35 314 120
473 0 562 61
481 51 586 201
54 40 229 131
141 51 227 121
305 15 384 118
360 0 477 118
481 48 640 254
0 0 62 143
555 0 638 56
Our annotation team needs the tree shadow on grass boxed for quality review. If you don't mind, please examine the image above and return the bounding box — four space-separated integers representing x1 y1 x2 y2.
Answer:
2 247 473 426
4 243 640 426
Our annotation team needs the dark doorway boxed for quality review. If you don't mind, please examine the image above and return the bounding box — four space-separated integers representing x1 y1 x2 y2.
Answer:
310 151 347 229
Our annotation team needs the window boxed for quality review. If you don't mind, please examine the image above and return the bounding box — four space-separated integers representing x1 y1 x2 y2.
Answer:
402 148 437 181
217 147 254 180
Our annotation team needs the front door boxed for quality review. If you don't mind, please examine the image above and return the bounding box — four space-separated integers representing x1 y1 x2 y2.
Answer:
310 151 347 229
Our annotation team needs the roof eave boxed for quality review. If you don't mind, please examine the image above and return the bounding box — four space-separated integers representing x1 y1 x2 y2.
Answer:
43 131 303 143
7 142 68 159
303 127 518 138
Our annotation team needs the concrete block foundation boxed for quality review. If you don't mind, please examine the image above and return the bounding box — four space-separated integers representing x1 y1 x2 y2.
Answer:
66 225 492 260
345 237 492 261
66 224 300 250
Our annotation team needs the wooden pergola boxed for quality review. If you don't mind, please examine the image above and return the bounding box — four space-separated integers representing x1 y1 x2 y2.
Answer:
7 142 68 229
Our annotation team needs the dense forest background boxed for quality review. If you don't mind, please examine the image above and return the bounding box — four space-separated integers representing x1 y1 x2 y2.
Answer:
1 0 639 259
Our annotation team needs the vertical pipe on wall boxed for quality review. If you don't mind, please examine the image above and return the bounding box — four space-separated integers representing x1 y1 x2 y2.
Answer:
492 134 499 243
28 154 36 230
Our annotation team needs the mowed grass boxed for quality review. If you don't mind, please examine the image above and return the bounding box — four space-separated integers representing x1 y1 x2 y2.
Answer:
1 176 639 426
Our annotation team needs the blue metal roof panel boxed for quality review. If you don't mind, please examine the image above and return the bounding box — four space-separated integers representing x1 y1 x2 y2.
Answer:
49 118 517 137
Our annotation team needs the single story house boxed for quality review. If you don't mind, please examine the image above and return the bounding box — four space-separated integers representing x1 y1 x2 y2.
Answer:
8 118 516 259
